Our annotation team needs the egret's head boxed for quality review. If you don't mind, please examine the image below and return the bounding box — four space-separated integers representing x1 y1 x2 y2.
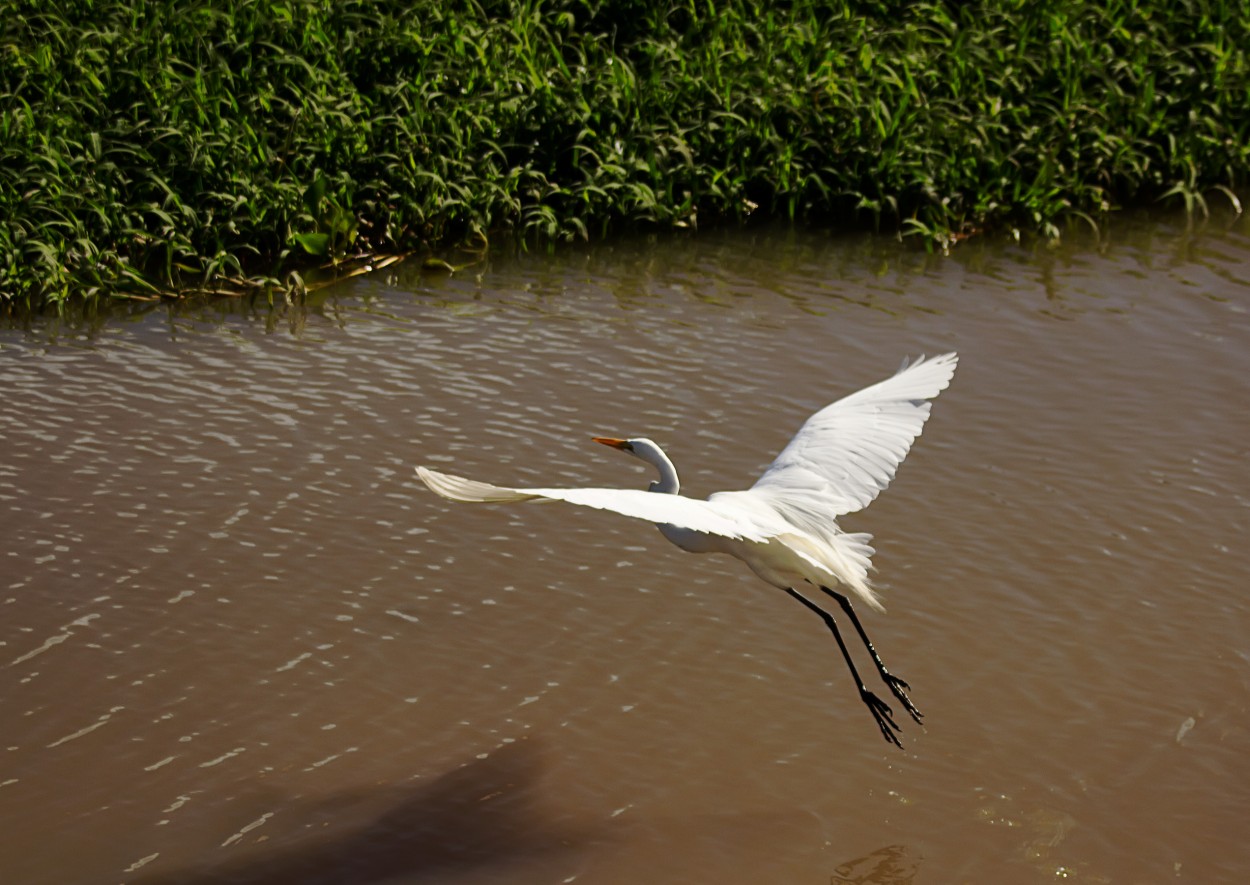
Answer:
593 436 656 461
592 437 678 494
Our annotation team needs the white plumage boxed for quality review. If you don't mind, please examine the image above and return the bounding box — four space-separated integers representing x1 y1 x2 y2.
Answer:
416 353 957 747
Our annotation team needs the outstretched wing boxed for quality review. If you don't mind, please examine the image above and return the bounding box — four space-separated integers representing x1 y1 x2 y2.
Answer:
747 353 958 518
415 466 776 543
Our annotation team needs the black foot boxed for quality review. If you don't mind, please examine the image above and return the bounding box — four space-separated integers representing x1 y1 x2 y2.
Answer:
882 672 924 725
862 689 903 748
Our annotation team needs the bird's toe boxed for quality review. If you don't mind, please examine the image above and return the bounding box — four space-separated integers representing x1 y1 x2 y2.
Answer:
861 689 903 748
883 673 923 724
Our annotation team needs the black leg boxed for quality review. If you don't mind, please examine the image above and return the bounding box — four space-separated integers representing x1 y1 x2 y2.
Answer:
782 587 903 748
818 585 923 724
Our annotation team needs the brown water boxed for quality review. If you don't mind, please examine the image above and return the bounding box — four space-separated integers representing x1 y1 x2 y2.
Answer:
3 213 1248 884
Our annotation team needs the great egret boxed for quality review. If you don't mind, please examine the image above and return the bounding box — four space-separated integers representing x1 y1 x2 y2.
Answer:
416 353 957 747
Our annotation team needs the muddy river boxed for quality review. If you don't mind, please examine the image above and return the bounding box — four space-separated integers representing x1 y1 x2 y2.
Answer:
2 212 1248 883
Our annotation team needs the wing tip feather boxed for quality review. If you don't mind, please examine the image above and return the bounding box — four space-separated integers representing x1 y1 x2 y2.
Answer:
415 466 536 503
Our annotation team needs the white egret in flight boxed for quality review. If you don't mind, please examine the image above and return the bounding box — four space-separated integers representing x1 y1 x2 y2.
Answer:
416 353 957 747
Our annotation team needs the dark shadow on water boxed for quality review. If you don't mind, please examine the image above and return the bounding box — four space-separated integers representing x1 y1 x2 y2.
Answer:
831 844 921 884
121 736 922 885
129 738 588 885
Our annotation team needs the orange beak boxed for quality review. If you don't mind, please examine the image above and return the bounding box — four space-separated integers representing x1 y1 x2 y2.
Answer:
592 436 631 450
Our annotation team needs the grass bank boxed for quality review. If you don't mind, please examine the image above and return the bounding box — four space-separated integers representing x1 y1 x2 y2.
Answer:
2 0 1247 304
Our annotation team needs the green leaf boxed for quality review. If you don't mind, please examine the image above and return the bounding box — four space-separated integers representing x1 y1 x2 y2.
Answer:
304 173 328 217
292 232 330 256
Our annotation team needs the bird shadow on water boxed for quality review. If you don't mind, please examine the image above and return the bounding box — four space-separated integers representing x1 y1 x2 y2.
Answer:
124 735 923 885
128 738 590 885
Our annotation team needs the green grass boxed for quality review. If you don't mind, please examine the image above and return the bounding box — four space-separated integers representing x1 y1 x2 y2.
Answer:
2 0 1248 304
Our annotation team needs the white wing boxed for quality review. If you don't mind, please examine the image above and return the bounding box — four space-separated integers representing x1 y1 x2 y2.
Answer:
415 466 778 543
745 352 958 519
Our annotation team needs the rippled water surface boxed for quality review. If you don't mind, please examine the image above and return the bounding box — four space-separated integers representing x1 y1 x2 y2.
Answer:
3 215 1249 884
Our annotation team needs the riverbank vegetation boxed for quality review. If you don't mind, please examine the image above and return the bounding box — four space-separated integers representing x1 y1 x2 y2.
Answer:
3 0 1247 304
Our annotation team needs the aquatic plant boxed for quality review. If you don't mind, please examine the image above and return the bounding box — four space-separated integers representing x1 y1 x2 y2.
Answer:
1 0 1246 303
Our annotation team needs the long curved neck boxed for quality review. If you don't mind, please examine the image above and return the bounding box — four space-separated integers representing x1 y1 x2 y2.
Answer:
635 442 680 495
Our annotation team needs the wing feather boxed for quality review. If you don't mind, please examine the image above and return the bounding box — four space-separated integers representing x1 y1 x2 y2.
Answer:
415 466 776 542
749 352 957 518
